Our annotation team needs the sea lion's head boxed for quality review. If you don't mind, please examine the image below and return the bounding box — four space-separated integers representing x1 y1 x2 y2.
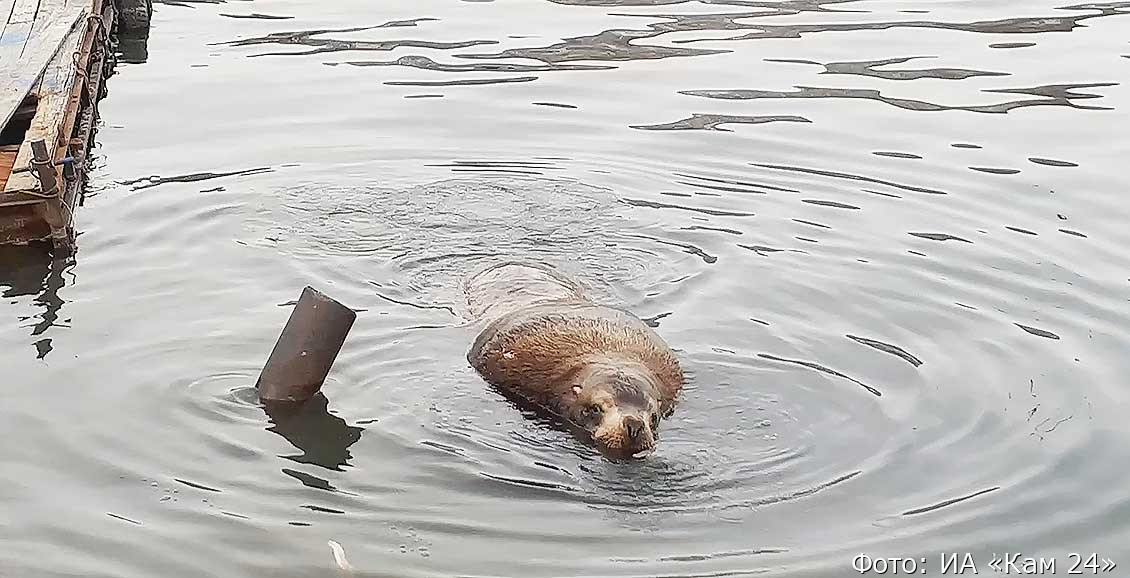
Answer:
567 362 663 459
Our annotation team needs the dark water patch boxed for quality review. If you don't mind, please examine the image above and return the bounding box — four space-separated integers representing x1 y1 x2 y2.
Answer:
288 522 312 527
123 167 274 191
659 548 789 562
909 232 972 243
757 353 882 396
1029 157 1079 167
951 142 983 149
631 114 810 131
425 160 560 175
676 180 763 196
682 224 742 235
750 317 769 326
902 486 1001 516
990 42 1037 49
872 151 922 159
1059 229 1087 238
480 472 581 494
675 172 799 194
405 94 444 99
670 4 1130 44
971 166 1021 175
219 13 295 20
624 233 718 264
738 243 807 257
33 338 52 359
847 335 923 367
765 56 1008 80
793 218 831 230
457 28 729 64
548 0 693 5
751 162 946 195
908 250 927 257
331 55 612 73
281 468 339 492
265 394 364 472
0 246 72 361
385 76 538 87
199 186 225 193
986 82 1117 102
371 290 458 317
1015 323 1061 340
532 461 573 476
153 0 225 5
174 478 222 493
301 505 346 514
1005 226 1038 236
107 513 143 526
801 199 860 210
218 22 495 57
861 188 902 199
682 82 1115 114
533 102 579 109
421 439 468 457
623 197 755 217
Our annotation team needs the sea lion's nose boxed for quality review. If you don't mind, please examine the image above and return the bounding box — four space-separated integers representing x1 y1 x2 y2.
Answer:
624 415 645 440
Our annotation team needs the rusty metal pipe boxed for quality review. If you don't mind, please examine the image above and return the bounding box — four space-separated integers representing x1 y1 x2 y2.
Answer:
257 286 356 404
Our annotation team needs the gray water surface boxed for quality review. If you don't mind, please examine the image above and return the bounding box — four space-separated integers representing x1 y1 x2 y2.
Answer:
2 0 1130 576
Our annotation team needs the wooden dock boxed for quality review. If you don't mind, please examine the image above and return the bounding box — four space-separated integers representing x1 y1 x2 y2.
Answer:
0 0 150 252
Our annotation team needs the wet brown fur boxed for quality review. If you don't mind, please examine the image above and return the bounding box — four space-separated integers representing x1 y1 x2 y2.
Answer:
465 262 684 456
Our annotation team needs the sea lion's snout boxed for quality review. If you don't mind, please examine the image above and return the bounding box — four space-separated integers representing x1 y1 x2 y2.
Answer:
575 368 662 459
593 412 656 460
624 415 645 441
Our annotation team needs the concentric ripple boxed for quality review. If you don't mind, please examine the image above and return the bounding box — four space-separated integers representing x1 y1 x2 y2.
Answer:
2 0 1130 576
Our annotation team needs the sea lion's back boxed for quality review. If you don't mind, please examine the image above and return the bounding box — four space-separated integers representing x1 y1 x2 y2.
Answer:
464 262 586 321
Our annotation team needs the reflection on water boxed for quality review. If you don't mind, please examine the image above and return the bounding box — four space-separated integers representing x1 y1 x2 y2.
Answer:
0 244 73 360
263 393 365 472
680 82 1118 114
3 0 1130 576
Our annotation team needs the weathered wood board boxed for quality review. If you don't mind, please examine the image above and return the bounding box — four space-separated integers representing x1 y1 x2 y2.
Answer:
1 0 87 134
2 2 87 194
0 144 18 189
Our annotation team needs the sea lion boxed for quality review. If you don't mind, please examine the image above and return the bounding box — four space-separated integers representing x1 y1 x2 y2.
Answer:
465 262 684 459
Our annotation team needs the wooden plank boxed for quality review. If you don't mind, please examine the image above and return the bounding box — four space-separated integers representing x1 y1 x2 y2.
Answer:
0 0 46 63
0 0 20 43
2 3 85 194
0 0 86 133
0 144 17 190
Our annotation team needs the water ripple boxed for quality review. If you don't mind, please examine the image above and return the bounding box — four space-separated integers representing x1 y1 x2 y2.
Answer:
5 0 1130 576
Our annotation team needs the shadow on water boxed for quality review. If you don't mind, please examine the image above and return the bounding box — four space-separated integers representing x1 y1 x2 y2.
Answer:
114 29 151 65
263 393 365 472
0 243 74 359
680 83 1119 115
